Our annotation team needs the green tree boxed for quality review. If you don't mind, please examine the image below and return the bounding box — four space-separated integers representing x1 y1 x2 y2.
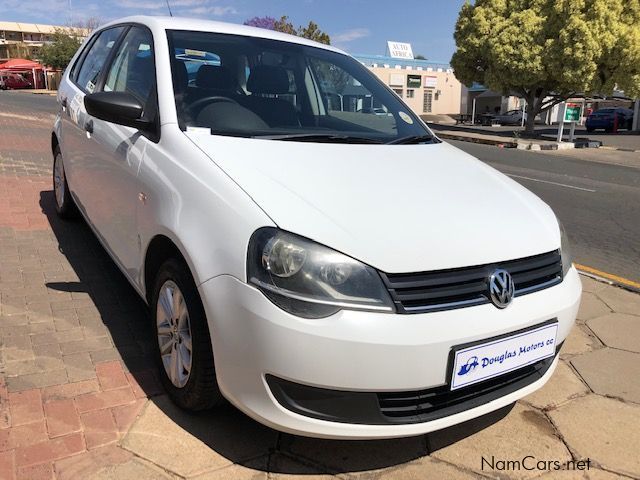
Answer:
247 15 331 45
451 0 640 134
298 21 331 45
39 29 82 70
273 15 298 36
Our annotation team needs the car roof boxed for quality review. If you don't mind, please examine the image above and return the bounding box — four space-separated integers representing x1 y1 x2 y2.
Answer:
98 15 347 56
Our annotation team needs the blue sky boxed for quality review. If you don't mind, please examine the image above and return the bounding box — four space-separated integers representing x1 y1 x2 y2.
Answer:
0 0 466 63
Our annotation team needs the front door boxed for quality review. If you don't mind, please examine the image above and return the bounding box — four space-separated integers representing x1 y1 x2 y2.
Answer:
84 25 158 279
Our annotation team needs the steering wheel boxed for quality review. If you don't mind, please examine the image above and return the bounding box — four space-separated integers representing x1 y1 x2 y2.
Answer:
189 96 240 115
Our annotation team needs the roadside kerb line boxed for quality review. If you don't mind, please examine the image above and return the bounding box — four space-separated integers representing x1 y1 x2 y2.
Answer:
576 263 640 292
506 173 597 192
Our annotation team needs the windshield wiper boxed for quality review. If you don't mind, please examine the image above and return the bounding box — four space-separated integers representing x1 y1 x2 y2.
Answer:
256 133 384 144
386 134 438 145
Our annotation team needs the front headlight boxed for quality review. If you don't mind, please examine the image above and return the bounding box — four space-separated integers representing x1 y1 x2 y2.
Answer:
247 228 394 318
559 221 572 276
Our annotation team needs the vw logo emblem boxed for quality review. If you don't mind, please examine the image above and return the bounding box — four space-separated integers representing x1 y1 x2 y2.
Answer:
488 269 515 309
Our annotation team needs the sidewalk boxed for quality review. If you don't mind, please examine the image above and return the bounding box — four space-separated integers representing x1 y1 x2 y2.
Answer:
1 104 639 479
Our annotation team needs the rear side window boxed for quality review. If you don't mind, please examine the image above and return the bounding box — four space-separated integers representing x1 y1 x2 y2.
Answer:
75 27 125 94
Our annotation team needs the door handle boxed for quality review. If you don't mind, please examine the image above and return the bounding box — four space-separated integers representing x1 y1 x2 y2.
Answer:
84 119 93 134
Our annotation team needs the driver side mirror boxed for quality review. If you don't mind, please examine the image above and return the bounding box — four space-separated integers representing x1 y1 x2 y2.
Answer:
84 91 155 132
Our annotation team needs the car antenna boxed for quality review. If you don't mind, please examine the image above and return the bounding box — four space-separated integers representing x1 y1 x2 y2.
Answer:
165 0 173 16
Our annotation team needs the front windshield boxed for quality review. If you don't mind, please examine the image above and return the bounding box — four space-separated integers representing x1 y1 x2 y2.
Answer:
167 30 434 143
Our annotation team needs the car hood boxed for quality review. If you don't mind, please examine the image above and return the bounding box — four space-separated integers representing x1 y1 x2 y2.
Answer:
186 132 560 273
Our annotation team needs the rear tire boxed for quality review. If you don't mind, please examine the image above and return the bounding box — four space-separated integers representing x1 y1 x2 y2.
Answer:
53 146 77 218
151 258 225 411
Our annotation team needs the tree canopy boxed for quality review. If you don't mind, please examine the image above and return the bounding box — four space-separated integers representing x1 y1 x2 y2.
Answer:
39 29 82 70
451 0 640 133
244 15 331 44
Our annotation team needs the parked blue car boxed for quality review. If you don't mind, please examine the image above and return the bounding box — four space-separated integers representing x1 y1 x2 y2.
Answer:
585 108 634 132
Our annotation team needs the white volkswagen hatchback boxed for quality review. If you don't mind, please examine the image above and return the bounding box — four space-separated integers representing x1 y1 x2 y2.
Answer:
52 16 581 439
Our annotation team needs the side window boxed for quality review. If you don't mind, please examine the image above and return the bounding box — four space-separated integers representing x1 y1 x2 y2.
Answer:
104 26 155 104
75 27 125 94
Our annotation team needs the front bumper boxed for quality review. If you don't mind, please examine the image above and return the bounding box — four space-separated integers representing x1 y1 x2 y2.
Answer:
199 267 581 439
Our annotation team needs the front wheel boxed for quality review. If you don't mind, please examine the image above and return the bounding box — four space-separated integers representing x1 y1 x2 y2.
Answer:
151 258 224 410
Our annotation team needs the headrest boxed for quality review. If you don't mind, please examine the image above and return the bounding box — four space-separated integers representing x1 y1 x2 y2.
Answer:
196 65 235 90
172 61 188 93
247 65 290 95
130 55 154 80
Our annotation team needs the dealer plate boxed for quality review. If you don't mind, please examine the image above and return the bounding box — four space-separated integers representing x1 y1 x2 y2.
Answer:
451 322 558 390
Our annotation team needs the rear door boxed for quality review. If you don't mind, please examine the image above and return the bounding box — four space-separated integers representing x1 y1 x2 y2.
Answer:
60 26 126 218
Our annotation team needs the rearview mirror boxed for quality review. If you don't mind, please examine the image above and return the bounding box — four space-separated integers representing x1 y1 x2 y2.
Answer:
84 92 154 132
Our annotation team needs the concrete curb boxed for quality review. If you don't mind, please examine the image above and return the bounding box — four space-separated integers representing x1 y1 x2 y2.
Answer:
577 270 640 295
436 132 574 151
436 132 518 148
12 89 57 96
600 145 640 153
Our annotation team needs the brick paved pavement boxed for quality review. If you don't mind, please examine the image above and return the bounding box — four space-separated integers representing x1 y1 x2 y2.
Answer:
1 101 639 479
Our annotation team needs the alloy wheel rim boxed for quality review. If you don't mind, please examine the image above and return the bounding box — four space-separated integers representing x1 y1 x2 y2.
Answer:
54 153 65 208
156 280 193 388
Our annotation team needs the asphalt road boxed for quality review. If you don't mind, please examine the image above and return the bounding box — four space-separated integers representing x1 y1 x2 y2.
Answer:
2 91 639 284
448 140 640 285
0 89 58 115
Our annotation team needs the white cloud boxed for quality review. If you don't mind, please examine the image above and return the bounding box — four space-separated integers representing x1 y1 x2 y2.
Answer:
114 0 164 9
183 5 237 16
332 28 370 44
114 0 235 15
0 0 70 18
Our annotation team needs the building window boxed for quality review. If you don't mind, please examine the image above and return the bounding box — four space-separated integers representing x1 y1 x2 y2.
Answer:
392 88 403 97
406 89 415 98
423 91 433 113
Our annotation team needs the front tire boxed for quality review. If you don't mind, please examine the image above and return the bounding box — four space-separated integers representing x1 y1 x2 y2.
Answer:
53 146 77 218
151 258 224 410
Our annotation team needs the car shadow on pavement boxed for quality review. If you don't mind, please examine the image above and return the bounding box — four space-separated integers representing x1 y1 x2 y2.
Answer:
39 188 514 475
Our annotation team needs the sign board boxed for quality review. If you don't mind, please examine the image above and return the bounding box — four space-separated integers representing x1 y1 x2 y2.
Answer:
389 73 404 87
407 74 421 88
424 75 437 88
387 41 414 60
563 103 582 122
556 102 583 123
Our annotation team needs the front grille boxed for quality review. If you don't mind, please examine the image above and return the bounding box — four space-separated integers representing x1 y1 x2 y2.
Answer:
377 353 556 423
380 250 562 314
